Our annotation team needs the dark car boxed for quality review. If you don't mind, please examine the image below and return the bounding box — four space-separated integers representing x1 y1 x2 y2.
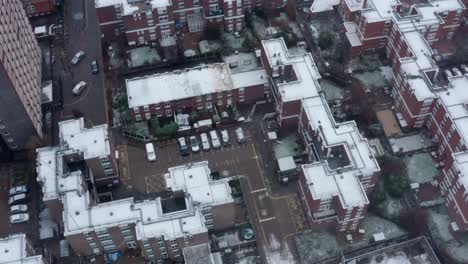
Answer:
91 60 99 74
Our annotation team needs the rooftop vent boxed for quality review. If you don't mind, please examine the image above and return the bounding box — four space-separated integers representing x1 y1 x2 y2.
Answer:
75 211 80 215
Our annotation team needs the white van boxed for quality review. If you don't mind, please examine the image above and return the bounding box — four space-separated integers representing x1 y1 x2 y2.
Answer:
200 133 211 151
72 81 87 95
221 129 230 146
210 130 221 149
145 143 156 161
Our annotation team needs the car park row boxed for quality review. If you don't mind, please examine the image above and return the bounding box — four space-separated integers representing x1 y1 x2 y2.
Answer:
8 185 30 224
145 128 246 161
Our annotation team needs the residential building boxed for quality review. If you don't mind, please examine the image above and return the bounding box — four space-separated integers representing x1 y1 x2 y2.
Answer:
21 0 56 17
0 234 49 264
37 131 237 264
94 0 291 47
260 38 380 233
126 62 269 121
322 0 468 232
0 0 42 150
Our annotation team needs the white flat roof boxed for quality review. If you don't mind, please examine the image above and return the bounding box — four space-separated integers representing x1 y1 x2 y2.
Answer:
126 63 234 108
453 152 468 190
59 118 110 159
0 234 45 264
302 163 368 208
165 161 234 205
261 38 322 102
231 69 269 89
95 0 171 15
310 0 340 13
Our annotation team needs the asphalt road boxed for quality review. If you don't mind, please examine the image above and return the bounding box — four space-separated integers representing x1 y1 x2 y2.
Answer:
58 0 108 126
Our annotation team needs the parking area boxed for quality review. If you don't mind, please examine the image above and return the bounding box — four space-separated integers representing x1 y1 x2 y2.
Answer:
0 163 39 241
117 111 309 263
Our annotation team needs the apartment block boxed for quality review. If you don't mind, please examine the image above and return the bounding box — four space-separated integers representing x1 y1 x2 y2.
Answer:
21 0 56 17
260 38 380 233
0 0 42 150
0 234 49 264
126 62 269 121
94 0 290 47
37 135 237 264
316 0 468 232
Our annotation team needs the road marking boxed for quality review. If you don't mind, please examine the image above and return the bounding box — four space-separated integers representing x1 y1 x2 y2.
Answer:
251 188 267 194
259 216 276 223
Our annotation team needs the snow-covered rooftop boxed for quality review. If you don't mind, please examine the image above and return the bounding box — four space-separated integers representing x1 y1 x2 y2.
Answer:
59 118 110 159
95 0 171 15
165 161 234 205
0 234 45 264
261 38 322 102
231 69 269 89
126 63 234 108
37 147 232 239
310 0 340 13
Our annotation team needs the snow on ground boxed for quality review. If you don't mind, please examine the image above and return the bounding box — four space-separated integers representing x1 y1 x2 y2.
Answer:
320 79 345 101
389 133 434 154
252 16 267 39
222 33 245 50
265 234 296 264
275 13 303 39
405 153 439 184
308 24 319 39
428 206 453 243
427 205 468 263
380 66 394 82
127 46 161 67
375 195 404 221
354 71 389 90
199 40 223 54
295 214 407 263
273 133 304 159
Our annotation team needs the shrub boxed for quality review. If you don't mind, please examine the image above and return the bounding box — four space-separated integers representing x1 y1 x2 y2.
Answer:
318 32 334 50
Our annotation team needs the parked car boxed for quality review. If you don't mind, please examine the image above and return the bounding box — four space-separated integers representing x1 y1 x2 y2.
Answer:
190 136 200 153
9 185 28 196
10 204 28 214
444 69 453 79
221 129 230 146
71 51 85 65
452 67 463 76
235 127 245 144
145 143 156 162
200 133 211 151
210 130 221 149
178 137 189 156
91 60 99 74
460 64 468 74
9 193 27 206
72 81 87 95
10 213 29 224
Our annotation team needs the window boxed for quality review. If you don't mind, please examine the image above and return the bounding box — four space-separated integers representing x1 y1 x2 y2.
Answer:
227 91 232 96
239 88 244 94
194 0 200 6
165 102 171 108
159 15 168 22
206 102 213 109
138 36 145 45
158 8 167 15
166 110 173 116
161 29 171 38
218 100 223 106
206 94 212 100
217 92 223 98
239 95 245 102
178 2 184 8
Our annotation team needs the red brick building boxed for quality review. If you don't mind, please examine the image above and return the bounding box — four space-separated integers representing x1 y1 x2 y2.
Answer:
319 0 468 232
37 143 238 263
126 62 269 121
21 0 55 17
260 38 380 234
94 0 291 47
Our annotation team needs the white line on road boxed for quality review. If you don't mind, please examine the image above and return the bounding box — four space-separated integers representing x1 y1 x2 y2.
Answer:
251 188 267 194
259 217 276 223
